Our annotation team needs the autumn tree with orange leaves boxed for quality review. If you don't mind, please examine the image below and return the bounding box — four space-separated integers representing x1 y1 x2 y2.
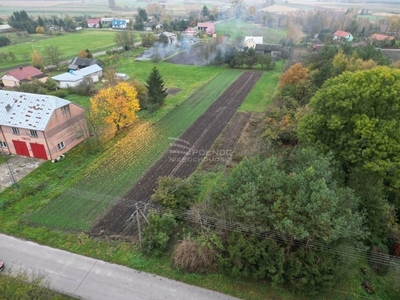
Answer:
90 82 140 133
278 63 309 89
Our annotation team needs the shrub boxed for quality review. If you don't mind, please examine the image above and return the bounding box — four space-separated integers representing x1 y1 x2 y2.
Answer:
142 211 177 256
51 90 69 98
368 245 390 276
172 231 223 273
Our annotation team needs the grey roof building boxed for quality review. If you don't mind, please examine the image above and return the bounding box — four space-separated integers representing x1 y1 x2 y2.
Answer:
68 57 104 71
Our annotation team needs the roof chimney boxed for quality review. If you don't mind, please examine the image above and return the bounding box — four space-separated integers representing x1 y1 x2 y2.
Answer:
5 104 11 111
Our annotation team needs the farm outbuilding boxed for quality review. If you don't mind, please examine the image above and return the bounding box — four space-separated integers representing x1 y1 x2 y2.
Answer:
52 64 103 89
0 91 88 160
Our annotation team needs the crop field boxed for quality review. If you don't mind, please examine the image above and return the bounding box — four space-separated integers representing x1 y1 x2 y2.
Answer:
215 19 287 44
92 71 262 236
239 66 281 112
28 70 242 231
0 30 117 69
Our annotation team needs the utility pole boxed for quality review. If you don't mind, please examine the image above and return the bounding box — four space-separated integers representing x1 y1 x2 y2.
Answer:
1 146 17 187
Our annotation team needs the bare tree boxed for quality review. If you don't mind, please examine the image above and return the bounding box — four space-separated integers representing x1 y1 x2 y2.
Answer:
115 31 136 51
44 45 63 69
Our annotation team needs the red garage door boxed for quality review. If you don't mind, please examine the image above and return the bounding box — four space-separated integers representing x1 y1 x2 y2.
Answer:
12 140 29 157
30 143 48 160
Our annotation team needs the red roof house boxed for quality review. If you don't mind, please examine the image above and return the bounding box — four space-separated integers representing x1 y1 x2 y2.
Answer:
197 22 215 35
1 66 48 88
184 27 198 37
333 30 353 41
87 18 100 28
370 33 395 41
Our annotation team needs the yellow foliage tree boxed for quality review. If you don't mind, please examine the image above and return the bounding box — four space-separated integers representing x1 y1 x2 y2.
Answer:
278 63 309 89
90 82 140 133
35 26 45 34
31 50 44 70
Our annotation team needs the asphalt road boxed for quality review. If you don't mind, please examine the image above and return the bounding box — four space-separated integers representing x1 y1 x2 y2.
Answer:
0 234 239 300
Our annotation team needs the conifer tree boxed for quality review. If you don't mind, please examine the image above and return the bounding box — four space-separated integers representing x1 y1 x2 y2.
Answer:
146 67 168 110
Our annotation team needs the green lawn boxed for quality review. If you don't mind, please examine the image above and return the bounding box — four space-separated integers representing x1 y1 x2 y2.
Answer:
28 70 242 230
0 30 118 69
239 63 282 112
216 19 286 44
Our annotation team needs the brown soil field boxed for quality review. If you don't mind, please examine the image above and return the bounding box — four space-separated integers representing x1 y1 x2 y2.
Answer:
91 71 262 237
200 111 252 171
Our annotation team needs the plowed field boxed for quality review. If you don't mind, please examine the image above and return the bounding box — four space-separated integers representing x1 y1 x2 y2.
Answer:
92 71 262 236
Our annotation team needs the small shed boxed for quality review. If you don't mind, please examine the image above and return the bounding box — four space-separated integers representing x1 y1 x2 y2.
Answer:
115 73 130 81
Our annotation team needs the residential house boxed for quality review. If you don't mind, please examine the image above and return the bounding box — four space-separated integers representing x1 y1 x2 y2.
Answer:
255 44 284 59
68 57 104 71
184 27 198 37
0 24 12 32
87 18 100 28
0 90 87 160
143 23 155 31
197 22 215 35
244 36 263 49
333 30 353 42
112 19 128 29
52 64 103 89
1 66 48 88
101 17 114 25
369 33 395 42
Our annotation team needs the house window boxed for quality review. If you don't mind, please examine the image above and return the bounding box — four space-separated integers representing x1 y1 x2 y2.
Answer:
30 130 38 138
76 130 84 138
57 141 65 150
12 127 19 134
0 141 6 148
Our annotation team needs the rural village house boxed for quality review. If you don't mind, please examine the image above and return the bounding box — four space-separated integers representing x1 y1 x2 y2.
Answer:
68 57 104 71
244 36 263 49
86 18 100 28
0 24 12 32
0 91 87 160
255 44 284 59
52 64 103 89
157 32 178 44
369 33 395 42
1 66 48 88
333 30 353 42
184 27 198 37
197 22 215 35
111 19 129 29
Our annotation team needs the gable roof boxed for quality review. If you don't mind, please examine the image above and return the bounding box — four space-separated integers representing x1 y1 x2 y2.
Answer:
74 64 102 77
52 64 102 82
185 27 197 33
370 33 395 41
87 18 100 24
68 57 104 70
244 36 263 45
255 44 283 52
3 66 44 81
197 22 215 29
0 91 70 131
333 30 351 38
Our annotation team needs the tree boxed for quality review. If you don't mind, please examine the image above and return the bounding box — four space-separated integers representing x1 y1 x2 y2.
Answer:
44 45 63 69
245 48 257 68
64 16 76 31
31 50 44 70
90 82 140 132
35 26 44 34
0 36 10 47
202 5 210 18
278 63 309 89
78 49 93 58
37 16 44 27
299 67 400 188
257 54 273 70
141 33 156 47
115 31 136 51
146 67 168 110
138 8 148 22
210 148 365 293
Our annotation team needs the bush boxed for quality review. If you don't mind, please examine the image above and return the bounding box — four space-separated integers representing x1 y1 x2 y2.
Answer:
368 245 390 276
142 211 177 256
68 78 96 96
172 231 223 273
50 90 69 98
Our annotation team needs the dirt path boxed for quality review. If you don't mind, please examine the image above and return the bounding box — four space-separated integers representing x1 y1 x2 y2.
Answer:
91 71 262 237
